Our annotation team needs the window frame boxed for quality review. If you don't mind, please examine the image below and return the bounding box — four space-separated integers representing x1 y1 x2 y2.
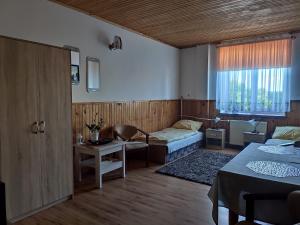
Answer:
216 39 292 116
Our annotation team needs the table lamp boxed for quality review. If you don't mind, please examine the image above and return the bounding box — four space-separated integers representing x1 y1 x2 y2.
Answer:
248 119 260 133
214 117 221 129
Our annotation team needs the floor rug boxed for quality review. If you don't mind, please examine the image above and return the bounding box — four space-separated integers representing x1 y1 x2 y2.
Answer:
156 149 235 186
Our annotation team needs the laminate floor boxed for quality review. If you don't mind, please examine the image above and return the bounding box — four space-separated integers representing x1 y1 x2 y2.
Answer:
14 149 267 225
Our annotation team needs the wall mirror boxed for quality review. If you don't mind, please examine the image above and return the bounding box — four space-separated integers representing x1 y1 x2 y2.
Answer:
86 57 100 92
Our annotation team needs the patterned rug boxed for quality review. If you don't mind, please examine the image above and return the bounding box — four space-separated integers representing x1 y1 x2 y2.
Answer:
156 149 235 186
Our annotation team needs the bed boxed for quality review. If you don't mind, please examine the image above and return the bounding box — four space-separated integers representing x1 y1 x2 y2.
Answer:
265 126 300 145
141 120 204 164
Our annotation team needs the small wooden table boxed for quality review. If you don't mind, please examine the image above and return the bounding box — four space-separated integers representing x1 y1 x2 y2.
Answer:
74 141 126 188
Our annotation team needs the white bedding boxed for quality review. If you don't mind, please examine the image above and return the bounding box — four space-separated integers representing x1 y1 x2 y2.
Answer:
265 139 296 145
150 131 203 153
148 128 199 144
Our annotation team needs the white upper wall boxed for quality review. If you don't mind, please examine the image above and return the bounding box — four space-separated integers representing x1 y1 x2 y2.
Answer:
180 45 208 99
0 0 180 102
180 38 300 100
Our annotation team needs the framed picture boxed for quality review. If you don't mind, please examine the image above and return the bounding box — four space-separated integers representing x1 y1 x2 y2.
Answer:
71 65 80 85
64 45 80 85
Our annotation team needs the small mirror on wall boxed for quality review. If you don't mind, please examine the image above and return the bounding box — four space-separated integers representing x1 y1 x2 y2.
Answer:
87 57 100 92
64 46 80 85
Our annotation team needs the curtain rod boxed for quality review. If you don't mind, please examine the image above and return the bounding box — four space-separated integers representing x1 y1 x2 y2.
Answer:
216 32 297 48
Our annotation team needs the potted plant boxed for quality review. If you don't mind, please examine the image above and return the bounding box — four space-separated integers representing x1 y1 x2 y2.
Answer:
86 118 104 142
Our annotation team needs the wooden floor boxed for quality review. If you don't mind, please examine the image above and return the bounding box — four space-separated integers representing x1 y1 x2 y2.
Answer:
14 149 241 225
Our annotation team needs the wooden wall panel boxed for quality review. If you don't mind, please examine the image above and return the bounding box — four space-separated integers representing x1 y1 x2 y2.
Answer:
182 99 300 139
73 98 299 144
72 100 180 142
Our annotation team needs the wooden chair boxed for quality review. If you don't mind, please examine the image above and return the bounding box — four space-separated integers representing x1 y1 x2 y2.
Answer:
113 125 150 167
236 191 300 225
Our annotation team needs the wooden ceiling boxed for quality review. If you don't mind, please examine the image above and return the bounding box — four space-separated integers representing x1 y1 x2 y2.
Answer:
53 0 300 48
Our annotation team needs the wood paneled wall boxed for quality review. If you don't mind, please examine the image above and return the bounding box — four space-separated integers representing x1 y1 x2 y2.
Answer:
182 99 300 139
72 100 180 142
72 99 299 143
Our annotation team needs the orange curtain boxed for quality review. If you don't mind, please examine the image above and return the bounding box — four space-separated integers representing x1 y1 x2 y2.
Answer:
217 39 292 71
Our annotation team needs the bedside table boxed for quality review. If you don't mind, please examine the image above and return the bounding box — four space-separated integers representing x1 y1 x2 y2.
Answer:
243 132 266 146
206 128 226 150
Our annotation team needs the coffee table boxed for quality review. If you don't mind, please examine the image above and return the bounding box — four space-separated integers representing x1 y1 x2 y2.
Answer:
74 140 126 188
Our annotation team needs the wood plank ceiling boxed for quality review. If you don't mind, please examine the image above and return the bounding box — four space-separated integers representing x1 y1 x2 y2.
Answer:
52 0 300 48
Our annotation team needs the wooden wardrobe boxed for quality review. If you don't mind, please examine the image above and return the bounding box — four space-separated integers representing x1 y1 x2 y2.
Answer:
0 36 73 222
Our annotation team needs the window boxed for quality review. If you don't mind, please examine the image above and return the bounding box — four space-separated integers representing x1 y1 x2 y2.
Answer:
216 39 292 116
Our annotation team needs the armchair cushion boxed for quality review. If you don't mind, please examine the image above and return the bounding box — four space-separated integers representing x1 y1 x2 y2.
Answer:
125 141 148 150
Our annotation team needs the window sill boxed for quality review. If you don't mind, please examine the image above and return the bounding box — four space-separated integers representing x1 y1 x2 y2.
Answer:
219 112 287 119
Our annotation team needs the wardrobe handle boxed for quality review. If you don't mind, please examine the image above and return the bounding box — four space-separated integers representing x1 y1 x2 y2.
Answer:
32 121 39 134
39 121 46 133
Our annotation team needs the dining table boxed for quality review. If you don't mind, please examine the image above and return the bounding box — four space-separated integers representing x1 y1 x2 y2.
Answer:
209 142 300 225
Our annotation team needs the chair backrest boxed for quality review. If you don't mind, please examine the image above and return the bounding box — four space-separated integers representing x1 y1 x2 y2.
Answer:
288 191 300 222
113 125 138 141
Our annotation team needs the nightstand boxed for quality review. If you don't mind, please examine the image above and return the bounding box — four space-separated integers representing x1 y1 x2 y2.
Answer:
206 128 226 150
243 132 266 146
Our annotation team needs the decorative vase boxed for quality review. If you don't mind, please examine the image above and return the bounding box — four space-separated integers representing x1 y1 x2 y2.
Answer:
76 133 83 144
90 131 99 142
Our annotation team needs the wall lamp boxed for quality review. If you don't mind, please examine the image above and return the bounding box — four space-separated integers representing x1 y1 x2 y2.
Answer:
109 36 122 50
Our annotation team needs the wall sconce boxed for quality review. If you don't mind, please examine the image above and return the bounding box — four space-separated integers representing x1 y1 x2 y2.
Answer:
109 36 122 50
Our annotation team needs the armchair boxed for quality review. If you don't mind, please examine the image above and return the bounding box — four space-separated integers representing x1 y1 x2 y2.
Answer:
113 125 149 167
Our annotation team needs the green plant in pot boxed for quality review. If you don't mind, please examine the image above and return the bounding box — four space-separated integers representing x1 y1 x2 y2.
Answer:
86 118 104 142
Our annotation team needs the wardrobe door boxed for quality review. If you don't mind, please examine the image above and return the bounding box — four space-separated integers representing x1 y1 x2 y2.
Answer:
0 37 43 220
37 45 73 205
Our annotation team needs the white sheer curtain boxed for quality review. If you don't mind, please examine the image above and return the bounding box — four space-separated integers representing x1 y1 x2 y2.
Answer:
216 39 292 115
216 68 291 114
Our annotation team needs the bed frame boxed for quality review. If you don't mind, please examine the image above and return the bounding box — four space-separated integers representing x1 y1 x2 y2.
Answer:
149 141 203 164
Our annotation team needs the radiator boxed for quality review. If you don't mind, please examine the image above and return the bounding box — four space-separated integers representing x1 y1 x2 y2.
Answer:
229 120 267 146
